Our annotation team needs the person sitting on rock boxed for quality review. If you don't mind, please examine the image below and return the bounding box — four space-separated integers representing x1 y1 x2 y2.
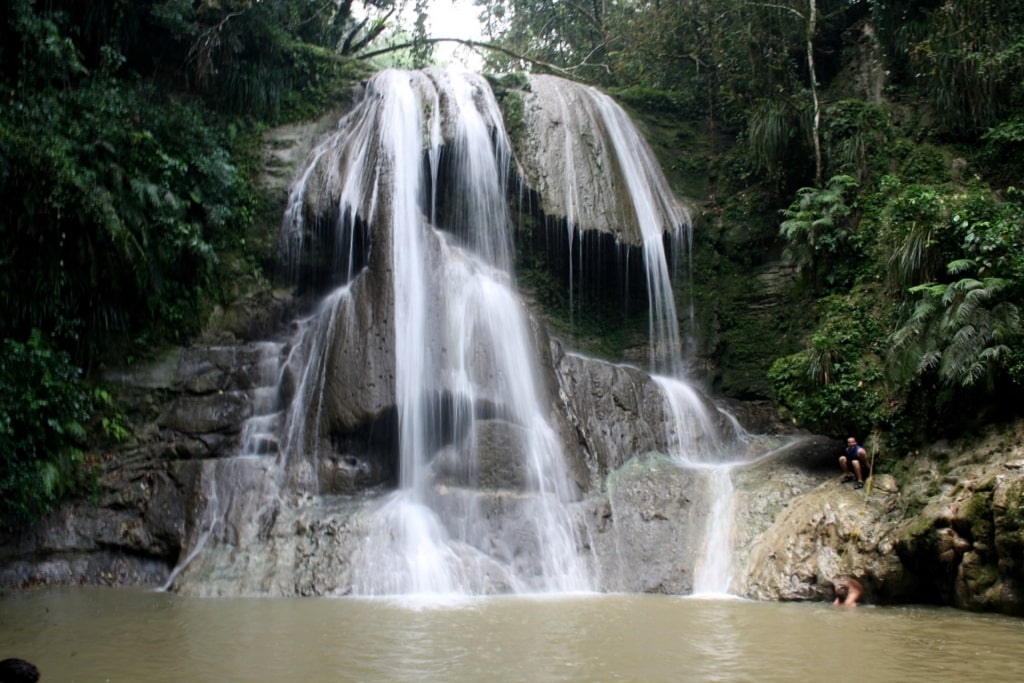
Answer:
840 437 868 489
832 576 864 607
0 658 39 683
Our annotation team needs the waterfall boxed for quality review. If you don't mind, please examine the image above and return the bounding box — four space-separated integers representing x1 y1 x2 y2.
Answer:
518 75 690 375
171 67 754 599
516 77 759 595
655 375 750 596
278 69 596 596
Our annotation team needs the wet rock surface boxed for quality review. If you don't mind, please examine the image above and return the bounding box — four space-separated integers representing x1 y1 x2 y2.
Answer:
515 75 686 245
3 75 1023 615
5 333 1024 615
580 452 711 594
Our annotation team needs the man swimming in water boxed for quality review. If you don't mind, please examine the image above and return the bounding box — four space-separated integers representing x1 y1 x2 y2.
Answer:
833 576 863 607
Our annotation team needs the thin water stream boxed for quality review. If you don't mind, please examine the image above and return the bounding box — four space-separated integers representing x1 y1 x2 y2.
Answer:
2 588 1022 682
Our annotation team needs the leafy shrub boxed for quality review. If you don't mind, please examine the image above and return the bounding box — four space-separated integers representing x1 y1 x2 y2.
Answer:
891 275 1020 389
896 144 948 185
769 293 889 436
0 76 249 362
875 175 964 292
0 332 93 530
822 100 895 182
779 174 862 291
979 117 1024 183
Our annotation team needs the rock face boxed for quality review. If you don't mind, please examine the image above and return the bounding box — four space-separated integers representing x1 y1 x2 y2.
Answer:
554 346 669 485
515 74 688 245
890 427 1024 614
0 458 189 588
737 471 907 602
3 70 1024 616
579 452 717 594
4 329 1024 614
731 424 1024 615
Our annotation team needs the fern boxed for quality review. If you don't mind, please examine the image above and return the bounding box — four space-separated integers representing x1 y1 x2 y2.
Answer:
779 174 859 290
891 266 1021 388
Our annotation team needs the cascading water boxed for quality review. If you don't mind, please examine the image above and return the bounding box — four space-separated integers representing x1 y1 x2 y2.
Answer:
655 376 746 595
170 67 763 599
517 75 689 376
520 75 757 596
280 69 592 596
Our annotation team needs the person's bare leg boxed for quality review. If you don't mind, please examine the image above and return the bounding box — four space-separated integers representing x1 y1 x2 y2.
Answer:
832 577 863 606
846 578 863 605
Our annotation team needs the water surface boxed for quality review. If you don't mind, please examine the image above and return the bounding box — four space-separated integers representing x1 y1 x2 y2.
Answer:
2 589 1021 682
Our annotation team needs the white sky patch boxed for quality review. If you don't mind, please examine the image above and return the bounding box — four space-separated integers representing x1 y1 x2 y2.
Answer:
421 0 487 71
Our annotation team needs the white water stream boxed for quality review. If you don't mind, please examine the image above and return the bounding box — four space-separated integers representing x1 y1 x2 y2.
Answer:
529 78 752 596
281 70 594 595
654 375 748 595
177 68 754 599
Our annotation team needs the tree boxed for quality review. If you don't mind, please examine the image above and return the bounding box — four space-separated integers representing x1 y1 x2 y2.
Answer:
477 0 614 82
869 0 1024 134
149 0 396 117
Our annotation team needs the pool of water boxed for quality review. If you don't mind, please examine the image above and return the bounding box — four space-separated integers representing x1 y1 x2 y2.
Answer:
2 588 1022 682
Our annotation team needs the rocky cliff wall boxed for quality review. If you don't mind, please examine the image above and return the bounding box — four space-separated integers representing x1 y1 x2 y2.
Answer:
3 79 1022 614
3 334 1022 614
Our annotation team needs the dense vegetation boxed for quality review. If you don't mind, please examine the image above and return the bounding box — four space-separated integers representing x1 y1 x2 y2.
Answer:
481 0 1024 464
3 0 1023 527
0 0 387 529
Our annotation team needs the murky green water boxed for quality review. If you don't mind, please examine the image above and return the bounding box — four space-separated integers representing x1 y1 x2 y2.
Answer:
1 588 1022 682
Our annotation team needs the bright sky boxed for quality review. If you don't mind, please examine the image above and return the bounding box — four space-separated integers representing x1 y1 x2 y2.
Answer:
422 0 487 71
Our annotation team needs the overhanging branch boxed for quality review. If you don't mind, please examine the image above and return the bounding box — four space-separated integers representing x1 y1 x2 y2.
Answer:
356 38 579 80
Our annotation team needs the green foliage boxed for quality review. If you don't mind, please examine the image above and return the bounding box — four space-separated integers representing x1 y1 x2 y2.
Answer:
0 75 248 361
611 87 701 120
954 187 1024 281
769 293 889 435
93 387 130 445
915 0 1024 134
0 332 93 530
895 143 948 185
876 175 961 292
480 0 612 84
778 171 1024 447
885 181 1024 336
872 0 1024 134
746 96 811 186
779 174 861 291
980 117 1024 183
822 100 895 182
149 0 390 120
891 271 1020 389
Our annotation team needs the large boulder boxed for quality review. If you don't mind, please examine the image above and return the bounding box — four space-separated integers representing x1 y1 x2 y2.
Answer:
580 452 713 594
554 349 669 487
737 472 907 602
0 459 191 588
891 424 1024 615
515 75 686 245
730 423 1024 614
